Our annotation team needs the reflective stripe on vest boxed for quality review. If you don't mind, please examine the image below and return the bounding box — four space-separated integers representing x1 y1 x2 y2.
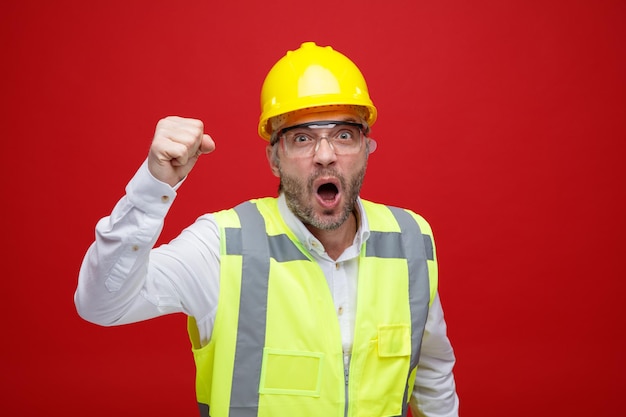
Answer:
194 198 435 417
385 207 431 417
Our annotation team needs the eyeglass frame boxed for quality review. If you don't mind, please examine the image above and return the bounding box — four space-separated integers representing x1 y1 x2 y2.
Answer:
270 120 370 157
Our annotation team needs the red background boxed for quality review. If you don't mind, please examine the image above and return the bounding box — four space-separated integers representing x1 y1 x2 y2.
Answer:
2 0 625 415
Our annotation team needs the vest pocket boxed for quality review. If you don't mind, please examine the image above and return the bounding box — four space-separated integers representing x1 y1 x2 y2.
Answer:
259 348 324 397
355 324 411 417
377 324 411 357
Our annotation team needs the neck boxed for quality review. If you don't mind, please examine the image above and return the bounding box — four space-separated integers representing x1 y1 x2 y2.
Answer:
307 210 358 261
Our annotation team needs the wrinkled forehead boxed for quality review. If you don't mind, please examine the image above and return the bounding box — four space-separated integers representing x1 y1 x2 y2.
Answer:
270 105 366 132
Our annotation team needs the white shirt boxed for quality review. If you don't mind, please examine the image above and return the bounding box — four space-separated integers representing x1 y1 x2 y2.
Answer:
75 159 459 416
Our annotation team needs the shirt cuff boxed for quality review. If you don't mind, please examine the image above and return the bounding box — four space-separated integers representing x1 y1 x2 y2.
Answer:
125 159 180 218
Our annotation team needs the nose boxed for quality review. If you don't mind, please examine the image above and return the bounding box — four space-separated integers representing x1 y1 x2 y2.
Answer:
313 137 337 166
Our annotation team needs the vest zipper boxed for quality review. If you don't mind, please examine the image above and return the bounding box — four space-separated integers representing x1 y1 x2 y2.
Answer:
343 352 351 417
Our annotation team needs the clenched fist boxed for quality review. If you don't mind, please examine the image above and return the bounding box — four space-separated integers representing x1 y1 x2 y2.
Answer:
148 116 215 187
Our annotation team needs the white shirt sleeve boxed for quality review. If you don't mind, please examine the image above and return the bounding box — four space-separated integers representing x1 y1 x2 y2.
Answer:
410 293 460 417
74 160 221 340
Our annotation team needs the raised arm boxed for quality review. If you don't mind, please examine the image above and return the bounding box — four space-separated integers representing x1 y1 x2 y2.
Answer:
75 117 218 326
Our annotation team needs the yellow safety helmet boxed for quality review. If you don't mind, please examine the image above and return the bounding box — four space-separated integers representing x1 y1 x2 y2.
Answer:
258 42 377 140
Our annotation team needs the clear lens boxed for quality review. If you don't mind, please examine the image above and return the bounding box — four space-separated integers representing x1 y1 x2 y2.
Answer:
278 121 364 157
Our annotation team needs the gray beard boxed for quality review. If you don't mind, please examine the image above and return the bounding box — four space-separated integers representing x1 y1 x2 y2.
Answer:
280 165 366 230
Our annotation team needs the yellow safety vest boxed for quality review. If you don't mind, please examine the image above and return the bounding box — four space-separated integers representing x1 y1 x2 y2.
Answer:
188 198 438 417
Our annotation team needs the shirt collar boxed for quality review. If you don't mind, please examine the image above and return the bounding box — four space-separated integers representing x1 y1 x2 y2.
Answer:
277 193 371 256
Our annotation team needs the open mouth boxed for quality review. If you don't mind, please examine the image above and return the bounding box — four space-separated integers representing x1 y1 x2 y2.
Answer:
317 182 339 202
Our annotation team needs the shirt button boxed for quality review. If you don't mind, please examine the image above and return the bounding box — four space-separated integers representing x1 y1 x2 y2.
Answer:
338 306 344 315
161 195 170 203
131 245 139 252
335 263 340 270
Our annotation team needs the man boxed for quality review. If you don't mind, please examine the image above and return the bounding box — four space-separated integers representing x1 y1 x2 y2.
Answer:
75 42 459 417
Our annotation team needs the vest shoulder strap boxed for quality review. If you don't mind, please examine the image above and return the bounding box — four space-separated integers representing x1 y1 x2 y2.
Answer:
361 200 438 304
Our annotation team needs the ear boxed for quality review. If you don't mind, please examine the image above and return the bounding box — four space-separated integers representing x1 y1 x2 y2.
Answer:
367 137 378 154
266 144 280 177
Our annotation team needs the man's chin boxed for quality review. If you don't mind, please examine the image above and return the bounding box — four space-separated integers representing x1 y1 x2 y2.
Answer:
309 210 348 231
